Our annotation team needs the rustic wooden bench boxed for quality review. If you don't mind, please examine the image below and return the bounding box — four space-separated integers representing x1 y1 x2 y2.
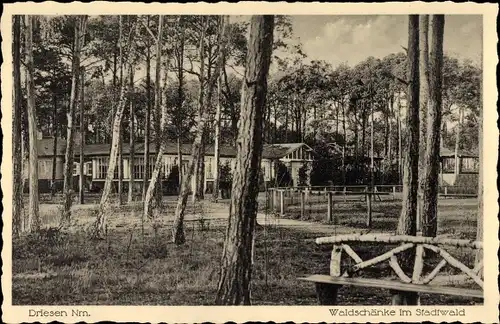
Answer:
299 234 483 305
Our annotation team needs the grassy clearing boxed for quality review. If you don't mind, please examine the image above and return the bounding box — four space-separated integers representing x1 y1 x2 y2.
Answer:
277 197 478 239
13 199 481 305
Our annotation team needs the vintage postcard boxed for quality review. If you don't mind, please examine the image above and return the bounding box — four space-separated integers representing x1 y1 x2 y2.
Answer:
1 2 498 323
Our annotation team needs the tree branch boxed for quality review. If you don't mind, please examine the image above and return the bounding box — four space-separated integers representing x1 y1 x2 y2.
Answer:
140 18 157 43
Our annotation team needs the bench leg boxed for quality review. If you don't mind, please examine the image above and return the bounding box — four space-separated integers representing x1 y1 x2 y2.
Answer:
390 290 420 305
315 283 341 305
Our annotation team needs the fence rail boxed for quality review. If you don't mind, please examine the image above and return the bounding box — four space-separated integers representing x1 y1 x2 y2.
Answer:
266 185 478 228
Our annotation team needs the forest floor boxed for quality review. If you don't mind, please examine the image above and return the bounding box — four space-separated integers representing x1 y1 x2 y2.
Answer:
12 195 480 305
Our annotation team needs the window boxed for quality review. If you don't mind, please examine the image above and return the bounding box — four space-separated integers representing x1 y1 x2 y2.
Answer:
206 158 213 179
182 160 189 175
461 157 479 173
85 162 92 176
442 158 455 173
73 162 79 176
133 157 144 179
96 157 109 179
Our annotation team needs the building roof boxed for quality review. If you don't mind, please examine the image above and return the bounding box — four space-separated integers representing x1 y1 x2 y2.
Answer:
38 138 311 160
262 143 308 159
41 138 476 160
37 138 66 157
440 146 478 158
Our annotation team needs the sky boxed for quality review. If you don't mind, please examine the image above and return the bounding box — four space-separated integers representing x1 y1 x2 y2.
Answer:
288 15 482 67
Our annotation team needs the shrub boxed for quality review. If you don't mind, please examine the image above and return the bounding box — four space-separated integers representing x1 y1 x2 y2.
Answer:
298 163 309 186
274 161 292 187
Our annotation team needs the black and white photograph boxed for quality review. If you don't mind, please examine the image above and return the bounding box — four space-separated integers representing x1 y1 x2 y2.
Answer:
2 2 498 323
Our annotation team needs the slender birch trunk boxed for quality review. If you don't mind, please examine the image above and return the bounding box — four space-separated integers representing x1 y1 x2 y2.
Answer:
212 16 229 202
62 16 87 223
154 16 164 207
128 65 135 203
118 16 124 206
79 67 86 204
92 25 137 238
26 15 41 232
191 17 207 203
143 17 152 200
172 15 231 244
51 95 58 198
144 15 166 219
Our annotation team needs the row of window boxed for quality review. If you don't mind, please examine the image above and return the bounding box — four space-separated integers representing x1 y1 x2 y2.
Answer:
442 157 479 173
93 157 233 180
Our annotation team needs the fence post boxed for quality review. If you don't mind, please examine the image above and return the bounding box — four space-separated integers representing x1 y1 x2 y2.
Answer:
280 190 285 216
392 185 396 201
327 191 334 223
444 186 448 197
273 189 277 212
269 189 274 211
300 190 305 220
366 190 372 227
343 186 347 202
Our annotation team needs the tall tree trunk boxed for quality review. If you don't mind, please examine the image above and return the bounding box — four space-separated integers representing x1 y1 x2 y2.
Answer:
154 16 164 207
394 15 419 305
212 56 224 201
422 15 444 238
192 17 207 203
342 99 347 185
92 25 137 238
454 106 463 176
172 15 231 244
397 95 403 184
388 96 393 175
51 95 58 198
118 16 124 206
212 16 227 202
475 58 483 266
176 21 185 191
215 15 274 305
25 15 41 232
398 15 420 237
79 67 86 204
143 18 152 200
13 15 23 236
417 14 430 231
128 65 135 203
62 16 86 224
144 15 165 219
177 137 183 191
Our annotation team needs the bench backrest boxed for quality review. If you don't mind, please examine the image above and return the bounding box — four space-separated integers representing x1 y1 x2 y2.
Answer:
315 234 483 289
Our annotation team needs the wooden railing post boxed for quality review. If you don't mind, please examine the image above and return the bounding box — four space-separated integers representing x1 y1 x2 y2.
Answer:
280 189 285 216
300 190 305 220
392 185 396 201
269 189 274 211
327 191 334 223
366 189 372 228
444 186 448 197
343 186 347 202
273 188 278 212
